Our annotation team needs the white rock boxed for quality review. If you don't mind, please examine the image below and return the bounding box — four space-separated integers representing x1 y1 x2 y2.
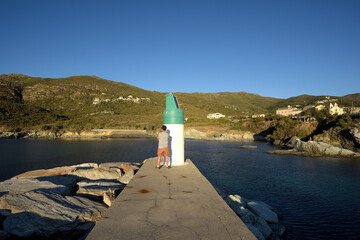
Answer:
295 139 358 157
241 211 257 225
103 189 116 207
12 166 77 179
118 169 134 184
228 194 247 207
254 217 273 239
247 201 279 223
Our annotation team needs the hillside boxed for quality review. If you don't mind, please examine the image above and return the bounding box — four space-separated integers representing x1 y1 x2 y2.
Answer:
1 73 359 132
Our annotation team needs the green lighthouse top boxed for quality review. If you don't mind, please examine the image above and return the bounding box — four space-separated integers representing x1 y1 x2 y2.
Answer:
163 93 184 124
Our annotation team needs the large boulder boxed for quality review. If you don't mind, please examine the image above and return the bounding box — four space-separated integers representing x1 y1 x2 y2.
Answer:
12 166 77 179
3 212 96 239
350 128 360 144
69 168 121 180
0 191 106 221
120 163 140 172
294 139 359 157
247 201 279 223
0 191 106 238
0 176 76 197
118 169 134 184
241 210 257 225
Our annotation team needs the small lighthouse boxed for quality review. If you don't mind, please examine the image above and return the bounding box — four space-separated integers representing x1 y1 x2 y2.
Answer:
163 93 185 166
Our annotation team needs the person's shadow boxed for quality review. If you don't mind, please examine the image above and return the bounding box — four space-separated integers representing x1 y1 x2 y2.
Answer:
166 129 172 166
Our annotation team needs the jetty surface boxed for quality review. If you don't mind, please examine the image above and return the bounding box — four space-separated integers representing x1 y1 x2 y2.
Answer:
86 157 256 240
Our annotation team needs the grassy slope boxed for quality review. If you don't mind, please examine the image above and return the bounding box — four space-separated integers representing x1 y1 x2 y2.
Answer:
1 74 359 132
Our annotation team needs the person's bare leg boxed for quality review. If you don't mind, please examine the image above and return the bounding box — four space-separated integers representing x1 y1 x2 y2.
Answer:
166 156 169 167
156 156 160 168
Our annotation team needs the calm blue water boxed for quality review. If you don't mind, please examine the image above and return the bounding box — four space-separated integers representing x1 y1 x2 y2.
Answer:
0 139 359 240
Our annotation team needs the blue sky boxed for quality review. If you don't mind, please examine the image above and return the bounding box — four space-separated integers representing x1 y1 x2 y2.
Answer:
0 0 359 98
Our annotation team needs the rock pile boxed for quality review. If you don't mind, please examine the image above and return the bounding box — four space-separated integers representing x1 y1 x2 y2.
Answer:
0 162 141 239
267 140 360 158
227 194 285 240
184 128 266 141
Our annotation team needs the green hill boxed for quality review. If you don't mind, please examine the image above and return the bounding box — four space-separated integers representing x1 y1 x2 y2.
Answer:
1 73 359 132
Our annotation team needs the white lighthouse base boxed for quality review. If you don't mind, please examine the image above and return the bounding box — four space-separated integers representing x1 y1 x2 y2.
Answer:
165 124 185 166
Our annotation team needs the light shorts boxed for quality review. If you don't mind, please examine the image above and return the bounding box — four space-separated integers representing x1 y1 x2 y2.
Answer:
157 147 169 157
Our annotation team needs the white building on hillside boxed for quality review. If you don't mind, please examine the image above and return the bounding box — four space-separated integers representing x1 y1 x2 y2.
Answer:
252 114 266 118
325 102 344 115
207 113 225 119
276 106 302 116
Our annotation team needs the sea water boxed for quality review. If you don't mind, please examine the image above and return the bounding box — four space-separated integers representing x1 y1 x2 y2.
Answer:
0 139 359 239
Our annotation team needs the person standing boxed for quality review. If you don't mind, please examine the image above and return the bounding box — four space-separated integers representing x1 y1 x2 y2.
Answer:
157 125 170 168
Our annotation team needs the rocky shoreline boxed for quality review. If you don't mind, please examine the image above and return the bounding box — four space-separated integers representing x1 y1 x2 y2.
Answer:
0 127 264 141
0 161 142 239
266 139 360 159
184 127 266 141
2 128 359 160
0 129 153 139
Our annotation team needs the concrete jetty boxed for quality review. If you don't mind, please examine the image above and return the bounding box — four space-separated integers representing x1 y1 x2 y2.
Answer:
86 157 256 240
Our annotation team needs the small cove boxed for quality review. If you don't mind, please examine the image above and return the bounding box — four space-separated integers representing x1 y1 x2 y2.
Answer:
0 138 359 239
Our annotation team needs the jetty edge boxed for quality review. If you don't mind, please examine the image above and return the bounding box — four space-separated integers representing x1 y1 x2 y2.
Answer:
86 157 256 240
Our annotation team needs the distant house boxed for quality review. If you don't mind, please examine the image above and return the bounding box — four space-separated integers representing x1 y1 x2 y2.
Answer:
252 114 265 118
207 113 225 119
315 105 326 111
343 107 360 115
276 106 302 116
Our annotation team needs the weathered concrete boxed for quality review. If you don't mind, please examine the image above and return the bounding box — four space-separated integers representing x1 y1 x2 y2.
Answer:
86 157 256 240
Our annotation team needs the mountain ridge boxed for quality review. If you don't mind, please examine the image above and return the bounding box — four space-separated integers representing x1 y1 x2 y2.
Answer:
1 73 359 131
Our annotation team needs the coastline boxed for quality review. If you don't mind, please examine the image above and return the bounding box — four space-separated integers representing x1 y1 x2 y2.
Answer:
0 127 266 141
0 129 153 139
1 127 359 159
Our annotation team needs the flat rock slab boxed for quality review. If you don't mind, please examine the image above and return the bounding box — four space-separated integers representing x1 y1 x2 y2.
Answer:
99 162 141 170
0 191 106 222
0 176 76 197
12 166 77 179
69 168 122 181
1 191 107 238
77 180 125 196
86 158 256 240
